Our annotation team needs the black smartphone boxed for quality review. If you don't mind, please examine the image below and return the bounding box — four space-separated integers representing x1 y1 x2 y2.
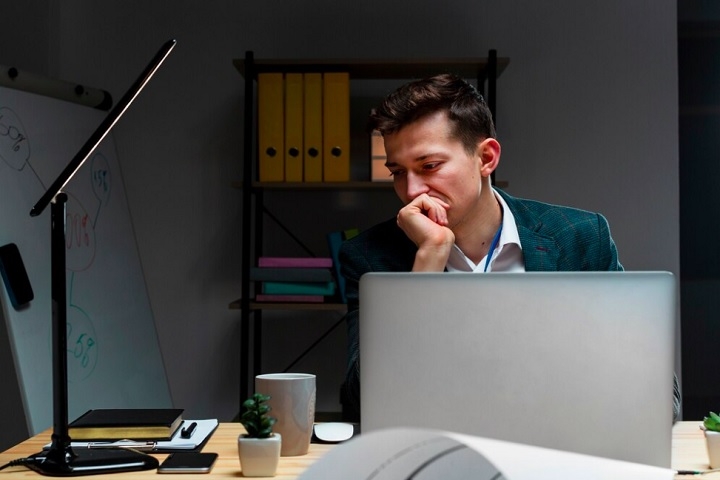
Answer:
157 452 218 474
0 243 33 309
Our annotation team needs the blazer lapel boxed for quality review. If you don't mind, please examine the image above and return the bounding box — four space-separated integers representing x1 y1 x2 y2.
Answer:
497 189 560 272
517 226 560 271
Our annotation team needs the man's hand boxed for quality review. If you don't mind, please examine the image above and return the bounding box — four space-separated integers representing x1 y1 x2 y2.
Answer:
396 194 455 271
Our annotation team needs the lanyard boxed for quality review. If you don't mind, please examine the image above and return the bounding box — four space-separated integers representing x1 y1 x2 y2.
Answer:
483 223 503 273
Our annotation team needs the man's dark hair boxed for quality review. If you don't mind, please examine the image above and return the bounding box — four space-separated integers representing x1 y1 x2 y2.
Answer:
368 73 496 154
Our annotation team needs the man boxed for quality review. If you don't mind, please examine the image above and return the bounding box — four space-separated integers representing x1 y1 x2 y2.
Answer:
338 73 681 422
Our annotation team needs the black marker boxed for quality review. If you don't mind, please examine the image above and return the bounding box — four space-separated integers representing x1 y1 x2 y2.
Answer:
181 421 197 439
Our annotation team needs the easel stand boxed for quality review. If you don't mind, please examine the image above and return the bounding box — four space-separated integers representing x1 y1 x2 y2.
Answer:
26 194 157 476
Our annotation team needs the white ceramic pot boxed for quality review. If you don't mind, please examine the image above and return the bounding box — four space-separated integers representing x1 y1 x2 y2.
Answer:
705 429 720 468
238 433 282 477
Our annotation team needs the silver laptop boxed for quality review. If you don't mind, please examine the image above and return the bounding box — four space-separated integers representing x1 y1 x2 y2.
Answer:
359 271 676 467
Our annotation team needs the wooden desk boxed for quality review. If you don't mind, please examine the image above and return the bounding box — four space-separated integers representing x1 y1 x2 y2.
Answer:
0 424 333 478
673 421 718 476
0 422 714 478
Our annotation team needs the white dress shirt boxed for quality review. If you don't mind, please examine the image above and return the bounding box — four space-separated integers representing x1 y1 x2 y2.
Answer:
446 189 525 273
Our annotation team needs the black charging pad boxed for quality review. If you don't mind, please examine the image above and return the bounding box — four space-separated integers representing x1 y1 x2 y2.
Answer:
27 447 159 476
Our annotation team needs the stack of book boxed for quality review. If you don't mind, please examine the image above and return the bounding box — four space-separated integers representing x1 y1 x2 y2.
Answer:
68 408 184 441
253 257 336 303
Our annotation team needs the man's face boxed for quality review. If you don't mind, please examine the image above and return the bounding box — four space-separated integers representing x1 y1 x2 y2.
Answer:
383 110 484 229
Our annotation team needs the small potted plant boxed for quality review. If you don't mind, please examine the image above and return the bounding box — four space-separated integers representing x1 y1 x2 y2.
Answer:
703 412 720 468
238 393 282 477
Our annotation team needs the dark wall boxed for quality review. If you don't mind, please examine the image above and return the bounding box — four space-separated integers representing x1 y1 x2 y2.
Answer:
679 16 720 418
0 309 29 451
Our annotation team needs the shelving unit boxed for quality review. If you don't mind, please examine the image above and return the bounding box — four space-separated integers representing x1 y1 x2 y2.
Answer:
232 51 509 408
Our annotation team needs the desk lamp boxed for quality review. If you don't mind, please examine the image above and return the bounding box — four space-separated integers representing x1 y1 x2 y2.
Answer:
25 38 176 476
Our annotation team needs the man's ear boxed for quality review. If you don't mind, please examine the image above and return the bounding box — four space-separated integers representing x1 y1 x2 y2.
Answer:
478 138 501 178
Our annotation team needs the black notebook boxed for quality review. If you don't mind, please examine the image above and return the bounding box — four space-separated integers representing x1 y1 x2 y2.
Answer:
68 408 184 441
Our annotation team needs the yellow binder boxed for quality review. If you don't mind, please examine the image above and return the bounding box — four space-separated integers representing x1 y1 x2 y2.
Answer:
258 72 284 181
303 73 323 182
284 73 303 182
322 72 350 182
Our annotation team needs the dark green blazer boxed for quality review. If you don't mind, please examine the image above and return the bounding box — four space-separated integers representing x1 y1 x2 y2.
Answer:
338 189 678 422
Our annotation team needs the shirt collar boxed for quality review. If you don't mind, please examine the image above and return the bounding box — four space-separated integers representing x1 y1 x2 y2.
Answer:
446 188 523 272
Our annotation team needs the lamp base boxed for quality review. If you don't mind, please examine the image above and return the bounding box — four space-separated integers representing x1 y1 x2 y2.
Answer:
26 447 158 476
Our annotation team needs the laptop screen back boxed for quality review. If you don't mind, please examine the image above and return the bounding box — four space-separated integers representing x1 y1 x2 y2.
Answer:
359 271 676 467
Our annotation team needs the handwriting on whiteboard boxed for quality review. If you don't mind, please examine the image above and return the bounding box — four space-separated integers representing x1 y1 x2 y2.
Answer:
0 105 111 382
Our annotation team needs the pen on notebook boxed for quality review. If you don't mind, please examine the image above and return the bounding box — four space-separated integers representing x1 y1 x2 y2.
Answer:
87 441 156 451
181 421 197 438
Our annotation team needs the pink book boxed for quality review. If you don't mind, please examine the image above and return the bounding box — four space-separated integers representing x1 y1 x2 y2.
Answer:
258 257 333 268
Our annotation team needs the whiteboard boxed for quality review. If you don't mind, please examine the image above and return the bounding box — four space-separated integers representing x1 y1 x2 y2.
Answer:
0 86 172 435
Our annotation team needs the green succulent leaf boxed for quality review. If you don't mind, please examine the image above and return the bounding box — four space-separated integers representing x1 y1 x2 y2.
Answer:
704 412 720 432
239 392 276 438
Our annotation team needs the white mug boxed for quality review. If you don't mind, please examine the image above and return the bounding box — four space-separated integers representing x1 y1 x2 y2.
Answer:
255 373 316 456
